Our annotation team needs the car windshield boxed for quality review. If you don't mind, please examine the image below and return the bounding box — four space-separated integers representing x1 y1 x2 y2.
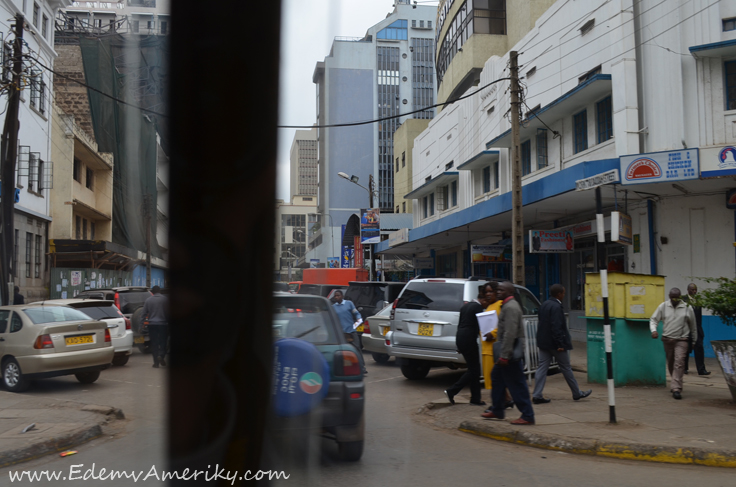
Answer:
24 306 99 325
344 285 384 307
272 297 338 344
74 305 122 320
396 282 464 311
118 292 151 314
516 287 541 315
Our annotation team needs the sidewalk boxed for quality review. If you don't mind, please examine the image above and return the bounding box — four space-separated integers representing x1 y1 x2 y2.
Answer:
0 394 124 469
416 341 736 468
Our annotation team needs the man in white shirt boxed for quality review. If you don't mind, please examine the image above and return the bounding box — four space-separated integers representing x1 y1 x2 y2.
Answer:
650 288 697 400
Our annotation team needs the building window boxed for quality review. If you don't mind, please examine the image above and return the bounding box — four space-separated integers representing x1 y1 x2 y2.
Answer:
402 151 406 167
25 232 31 278
422 196 428 218
420 20 424 28
412 19 416 28
42 14 48 38
482 166 491 193
450 180 457 207
90 222 96 240
438 185 448 211
28 153 39 192
13 230 18 278
726 61 736 111
73 158 81 182
86 168 94 190
147 20 156 31
493 160 499 189
445 161 454 170
30 70 40 109
34 235 41 278
573 110 588 154
33 3 39 28
76 215 81 239
536 129 548 169
429 192 435 216
723 17 736 32
83 218 87 239
160 20 168 34
23 0 27 14
402 201 406 213
377 19 408 40
132 20 140 33
428 20 432 29
597 96 613 143
396 157 399 173
521 140 531 175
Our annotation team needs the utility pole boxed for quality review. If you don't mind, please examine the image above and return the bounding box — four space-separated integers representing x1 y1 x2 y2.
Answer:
368 174 376 281
144 193 152 288
596 186 616 424
509 51 524 285
0 14 24 305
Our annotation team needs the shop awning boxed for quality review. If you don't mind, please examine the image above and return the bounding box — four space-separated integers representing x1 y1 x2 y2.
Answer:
457 150 500 171
49 239 141 271
485 74 612 149
689 39 736 58
404 171 459 200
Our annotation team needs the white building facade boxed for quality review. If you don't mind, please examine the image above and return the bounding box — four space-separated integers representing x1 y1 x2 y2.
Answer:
377 0 736 354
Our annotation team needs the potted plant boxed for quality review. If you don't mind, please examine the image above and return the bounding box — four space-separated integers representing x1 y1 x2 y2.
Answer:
692 277 736 402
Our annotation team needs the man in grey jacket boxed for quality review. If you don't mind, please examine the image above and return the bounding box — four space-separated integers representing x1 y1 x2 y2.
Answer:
650 288 697 399
143 286 170 368
481 281 535 424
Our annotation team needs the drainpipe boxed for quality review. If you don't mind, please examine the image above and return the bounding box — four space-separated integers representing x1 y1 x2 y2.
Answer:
647 200 657 275
632 0 646 153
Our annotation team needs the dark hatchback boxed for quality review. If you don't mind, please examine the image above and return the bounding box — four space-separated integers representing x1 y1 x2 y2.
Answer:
344 281 406 323
76 287 152 349
271 294 365 461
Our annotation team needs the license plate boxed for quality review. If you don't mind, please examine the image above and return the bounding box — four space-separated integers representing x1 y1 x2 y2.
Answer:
417 323 434 336
381 326 389 336
355 325 364 332
134 336 145 344
65 335 94 346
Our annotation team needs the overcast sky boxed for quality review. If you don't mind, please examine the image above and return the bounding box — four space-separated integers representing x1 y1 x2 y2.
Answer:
276 0 400 201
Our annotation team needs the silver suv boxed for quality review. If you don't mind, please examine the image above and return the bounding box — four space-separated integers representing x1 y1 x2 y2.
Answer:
387 278 541 380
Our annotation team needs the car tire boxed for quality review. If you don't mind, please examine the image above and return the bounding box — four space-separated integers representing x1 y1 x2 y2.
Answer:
131 307 145 334
75 371 101 384
112 355 130 366
371 353 390 364
2 358 30 392
400 360 431 380
338 440 364 462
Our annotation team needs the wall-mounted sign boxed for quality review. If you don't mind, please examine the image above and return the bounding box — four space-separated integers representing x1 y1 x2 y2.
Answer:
611 212 632 245
728 189 736 210
360 208 380 244
529 229 574 253
620 149 699 185
575 169 619 191
471 245 509 262
633 234 640 253
701 146 736 178
412 258 434 269
388 228 409 248
328 257 339 268
309 259 320 268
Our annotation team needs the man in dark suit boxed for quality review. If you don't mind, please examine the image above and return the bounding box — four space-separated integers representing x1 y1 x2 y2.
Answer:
683 283 710 375
444 286 487 406
531 284 591 404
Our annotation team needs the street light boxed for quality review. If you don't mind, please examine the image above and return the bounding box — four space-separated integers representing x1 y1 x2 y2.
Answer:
337 171 380 280
281 250 299 281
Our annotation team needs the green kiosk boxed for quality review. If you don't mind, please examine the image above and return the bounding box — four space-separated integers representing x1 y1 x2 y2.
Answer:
585 272 666 386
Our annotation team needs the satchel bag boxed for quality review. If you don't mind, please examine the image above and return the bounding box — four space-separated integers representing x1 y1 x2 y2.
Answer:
493 338 524 362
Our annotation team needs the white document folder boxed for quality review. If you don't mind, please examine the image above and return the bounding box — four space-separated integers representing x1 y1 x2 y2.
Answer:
476 310 498 340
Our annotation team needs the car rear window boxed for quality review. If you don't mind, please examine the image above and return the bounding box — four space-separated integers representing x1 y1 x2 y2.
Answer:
345 285 384 307
396 282 464 312
272 297 339 345
118 292 151 314
298 284 327 296
75 306 122 320
24 306 100 325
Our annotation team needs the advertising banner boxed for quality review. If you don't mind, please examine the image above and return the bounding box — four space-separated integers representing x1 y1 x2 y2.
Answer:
620 149 699 185
529 229 574 253
309 259 320 268
353 236 364 269
328 257 339 268
700 146 736 178
611 212 633 245
471 245 509 262
341 246 351 268
388 228 409 247
360 208 380 244
412 258 434 269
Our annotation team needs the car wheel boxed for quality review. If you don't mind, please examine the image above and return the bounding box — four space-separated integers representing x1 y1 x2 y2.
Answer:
338 440 364 462
2 358 30 392
112 355 130 366
371 353 390 364
131 307 145 333
400 360 431 380
75 371 101 384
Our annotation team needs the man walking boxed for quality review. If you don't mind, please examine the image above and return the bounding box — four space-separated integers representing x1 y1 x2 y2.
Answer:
683 283 710 376
142 286 169 368
531 284 591 404
650 288 697 399
481 281 535 425
444 286 487 406
332 290 367 374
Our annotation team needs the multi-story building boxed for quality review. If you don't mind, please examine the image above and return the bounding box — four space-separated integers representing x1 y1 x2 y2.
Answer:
377 0 736 355
60 0 170 36
308 0 437 266
289 128 318 199
274 196 316 281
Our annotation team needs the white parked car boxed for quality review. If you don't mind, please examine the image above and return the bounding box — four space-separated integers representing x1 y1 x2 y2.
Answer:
41 299 133 366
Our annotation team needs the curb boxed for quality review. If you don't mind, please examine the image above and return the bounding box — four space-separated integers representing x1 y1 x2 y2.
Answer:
459 420 736 468
0 424 102 469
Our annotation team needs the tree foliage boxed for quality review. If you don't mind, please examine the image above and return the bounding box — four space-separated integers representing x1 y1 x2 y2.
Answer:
691 277 736 327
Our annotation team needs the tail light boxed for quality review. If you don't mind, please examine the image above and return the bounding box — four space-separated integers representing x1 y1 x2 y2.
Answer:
124 318 131 330
385 337 391 346
389 298 398 320
114 292 121 310
33 334 54 349
334 350 361 376
104 329 111 342
363 320 371 334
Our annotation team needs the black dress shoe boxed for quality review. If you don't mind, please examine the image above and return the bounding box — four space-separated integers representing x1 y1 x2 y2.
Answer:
152 363 160 368
469 400 487 406
160 357 167 367
504 401 515 410
444 390 455 405
673 391 682 400
684 370 689 374
698 370 711 376
574 389 592 401
532 397 551 404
